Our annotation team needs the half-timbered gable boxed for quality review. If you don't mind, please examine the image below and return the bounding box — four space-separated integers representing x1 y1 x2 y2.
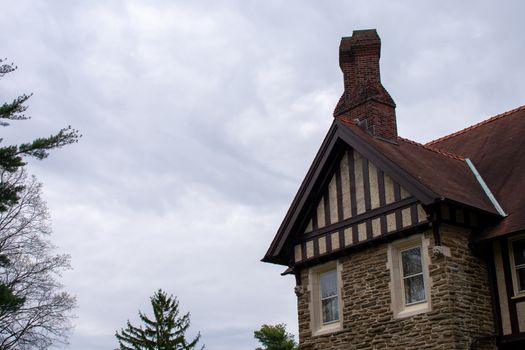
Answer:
294 146 427 264
262 29 525 350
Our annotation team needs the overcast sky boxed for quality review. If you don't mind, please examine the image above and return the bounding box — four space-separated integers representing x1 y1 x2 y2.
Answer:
1 1 524 349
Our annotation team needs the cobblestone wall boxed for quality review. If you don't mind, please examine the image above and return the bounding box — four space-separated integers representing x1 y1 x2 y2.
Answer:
296 226 496 350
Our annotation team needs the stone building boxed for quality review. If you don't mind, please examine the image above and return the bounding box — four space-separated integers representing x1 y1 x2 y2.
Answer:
262 29 525 349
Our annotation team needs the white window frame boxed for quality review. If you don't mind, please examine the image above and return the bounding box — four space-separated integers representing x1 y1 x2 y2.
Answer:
308 260 343 336
388 234 431 318
508 234 525 297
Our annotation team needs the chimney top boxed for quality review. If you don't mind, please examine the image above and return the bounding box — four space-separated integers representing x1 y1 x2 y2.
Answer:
340 29 381 51
334 29 398 141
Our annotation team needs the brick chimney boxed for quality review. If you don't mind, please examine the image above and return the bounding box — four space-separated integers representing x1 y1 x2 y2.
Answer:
334 29 397 141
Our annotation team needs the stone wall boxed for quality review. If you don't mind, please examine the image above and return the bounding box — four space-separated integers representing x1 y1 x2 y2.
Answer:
296 225 496 350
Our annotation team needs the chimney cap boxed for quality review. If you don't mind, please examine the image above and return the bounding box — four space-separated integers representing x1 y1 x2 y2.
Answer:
340 29 381 55
342 28 379 39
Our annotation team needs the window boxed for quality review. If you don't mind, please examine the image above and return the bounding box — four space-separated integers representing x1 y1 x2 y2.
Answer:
309 261 342 335
320 270 339 324
401 246 426 305
509 236 525 296
388 235 431 318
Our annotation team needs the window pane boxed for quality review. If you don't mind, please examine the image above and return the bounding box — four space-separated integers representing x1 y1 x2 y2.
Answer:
513 239 525 266
320 270 337 298
401 247 422 277
404 274 425 304
518 267 525 292
322 296 339 323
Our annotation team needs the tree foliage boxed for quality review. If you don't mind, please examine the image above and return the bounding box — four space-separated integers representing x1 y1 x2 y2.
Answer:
254 324 297 350
115 289 203 350
0 58 80 211
0 58 79 349
0 169 75 349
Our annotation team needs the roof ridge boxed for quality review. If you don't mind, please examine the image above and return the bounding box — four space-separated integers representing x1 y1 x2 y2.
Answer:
398 136 465 161
425 104 525 146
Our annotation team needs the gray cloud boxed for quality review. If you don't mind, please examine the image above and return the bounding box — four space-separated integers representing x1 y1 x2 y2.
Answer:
1 1 524 349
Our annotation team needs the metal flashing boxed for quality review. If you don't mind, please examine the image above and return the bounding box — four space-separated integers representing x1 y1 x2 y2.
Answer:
465 158 507 217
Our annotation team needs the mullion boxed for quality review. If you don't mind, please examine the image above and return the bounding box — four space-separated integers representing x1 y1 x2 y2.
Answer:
403 271 423 279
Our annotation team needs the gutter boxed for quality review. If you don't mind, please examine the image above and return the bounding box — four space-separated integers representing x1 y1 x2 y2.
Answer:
465 158 507 217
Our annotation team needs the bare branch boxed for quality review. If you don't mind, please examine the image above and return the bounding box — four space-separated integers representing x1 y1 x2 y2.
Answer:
0 169 75 350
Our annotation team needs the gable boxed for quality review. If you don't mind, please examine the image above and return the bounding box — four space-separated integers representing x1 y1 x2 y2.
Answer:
263 121 438 266
303 148 412 234
294 147 428 264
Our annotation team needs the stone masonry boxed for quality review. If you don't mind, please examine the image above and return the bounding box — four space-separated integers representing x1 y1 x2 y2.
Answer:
296 225 496 350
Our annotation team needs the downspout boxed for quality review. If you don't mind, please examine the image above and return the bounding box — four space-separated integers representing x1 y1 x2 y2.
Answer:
465 158 507 217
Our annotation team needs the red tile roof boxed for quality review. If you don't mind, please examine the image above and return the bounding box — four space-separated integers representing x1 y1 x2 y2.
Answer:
339 120 499 215
426 104 525 239
426 104 525 147
398 136 465 161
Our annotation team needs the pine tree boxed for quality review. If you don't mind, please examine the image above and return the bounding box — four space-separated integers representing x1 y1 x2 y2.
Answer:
0 58 80 212
115 289 203 350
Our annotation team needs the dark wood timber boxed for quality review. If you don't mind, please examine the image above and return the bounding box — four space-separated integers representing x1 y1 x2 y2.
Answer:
366 219 373 240
352 225 358 245
363 157 372 211
394 182 401 202
312 206 318 231
410 204 418 224
335 165 344 222
395 209 402 232
324 190 331 226
378 168 386 207
313 237 320 257
348 149 358 217
380 215 387 236
326 232 332 252
303 197 418 240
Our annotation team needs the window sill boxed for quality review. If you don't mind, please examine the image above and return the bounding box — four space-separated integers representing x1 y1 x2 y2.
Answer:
312 322 343 337
394 302 430 319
